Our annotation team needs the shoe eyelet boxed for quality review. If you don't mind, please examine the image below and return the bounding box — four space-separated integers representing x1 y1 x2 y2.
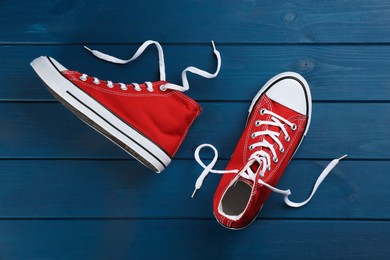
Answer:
273 157 278 163
291 123 297 131
255 120 261 127
285 136 290 142
106 81 114 89
251 133 256 139
267 166 271 171
79 75 87 81
260 108 266 115
93 78 100 85
132 83 141 91
145 82 154 92
280 147 284 153
120 84 128 91
249 145 254 151
160 85 167 92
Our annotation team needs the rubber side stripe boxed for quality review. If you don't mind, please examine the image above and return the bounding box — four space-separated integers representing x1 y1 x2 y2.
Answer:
66 91 167 168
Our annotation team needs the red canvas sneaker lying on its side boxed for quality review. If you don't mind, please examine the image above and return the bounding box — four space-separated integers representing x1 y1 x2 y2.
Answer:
31 40 221 173
193 72 346 229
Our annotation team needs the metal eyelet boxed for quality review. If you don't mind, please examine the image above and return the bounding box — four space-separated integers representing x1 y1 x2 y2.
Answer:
267 166 271 171
255 120 261 127
160 85 167 92
260 108 266 115
120 84 128 91
145 82 154 92
249 145 254 151
106 81 114 89
273 157 278 163
285 136 290 142
251 133 256 139
132 83 141 91
291 123 297 131
79 74 88 82
280 147 284 153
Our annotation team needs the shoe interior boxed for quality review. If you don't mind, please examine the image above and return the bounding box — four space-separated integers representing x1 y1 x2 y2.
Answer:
220 180 252 219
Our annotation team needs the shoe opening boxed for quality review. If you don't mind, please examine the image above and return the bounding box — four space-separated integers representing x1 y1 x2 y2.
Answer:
219 180 252 220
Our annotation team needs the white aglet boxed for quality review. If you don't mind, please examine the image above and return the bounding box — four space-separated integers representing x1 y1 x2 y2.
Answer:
191 189 198 199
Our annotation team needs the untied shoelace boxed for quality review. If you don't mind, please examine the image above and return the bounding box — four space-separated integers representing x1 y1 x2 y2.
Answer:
192 108 347 208
84 40 221 92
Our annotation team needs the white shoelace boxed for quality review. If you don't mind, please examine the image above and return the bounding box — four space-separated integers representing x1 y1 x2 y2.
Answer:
84 40 221 92
192 109 347 208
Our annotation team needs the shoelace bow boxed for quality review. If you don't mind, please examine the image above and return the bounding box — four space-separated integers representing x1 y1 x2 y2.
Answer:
192 109 347 208
83 40 221 92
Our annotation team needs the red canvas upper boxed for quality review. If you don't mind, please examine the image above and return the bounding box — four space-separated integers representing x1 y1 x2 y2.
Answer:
213 94 308 229
62 70 202 157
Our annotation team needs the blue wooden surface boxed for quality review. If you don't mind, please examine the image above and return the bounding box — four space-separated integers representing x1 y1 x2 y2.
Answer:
1 0 389 259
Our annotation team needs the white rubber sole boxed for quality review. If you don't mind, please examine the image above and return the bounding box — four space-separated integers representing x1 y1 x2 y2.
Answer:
30 56 171 173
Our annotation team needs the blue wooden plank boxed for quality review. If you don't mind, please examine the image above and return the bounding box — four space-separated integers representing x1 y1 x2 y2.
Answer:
3 45 390 101
0 102 388 159
0 219 388 259
1 0 388 259
0 160 386 219
2 0 390 43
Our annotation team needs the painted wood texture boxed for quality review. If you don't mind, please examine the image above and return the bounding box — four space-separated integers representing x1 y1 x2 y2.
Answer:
2 0 390 43
2 45 390 101
1 0 389 258
0 160 386 219
0 102 387 159
1 220 389 259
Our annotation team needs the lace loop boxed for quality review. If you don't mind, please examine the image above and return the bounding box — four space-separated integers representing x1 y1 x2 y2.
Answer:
84 40 221 92
179 41 221 92
192 144 238 198
192 107 347 207
84 40 166 81
106 81 114 88
145 81 154 92
132 83 141 91
80 74 87 81
119 83 128 90
193 144 347 208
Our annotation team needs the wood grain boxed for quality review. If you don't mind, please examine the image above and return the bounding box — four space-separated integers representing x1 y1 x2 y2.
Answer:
1 0 389 257
0 102 387 159
0 220 389 259
3 45 390 101
0 160 386 219
2 0 390 43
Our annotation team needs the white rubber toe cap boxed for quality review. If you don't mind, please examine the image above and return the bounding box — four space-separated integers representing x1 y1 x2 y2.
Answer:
266 72 309 115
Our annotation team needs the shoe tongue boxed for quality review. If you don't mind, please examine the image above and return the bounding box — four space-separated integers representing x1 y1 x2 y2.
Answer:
237 160 261 188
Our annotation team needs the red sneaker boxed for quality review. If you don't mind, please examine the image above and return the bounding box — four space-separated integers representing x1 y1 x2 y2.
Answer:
193 72 346 229
31 40 221 173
